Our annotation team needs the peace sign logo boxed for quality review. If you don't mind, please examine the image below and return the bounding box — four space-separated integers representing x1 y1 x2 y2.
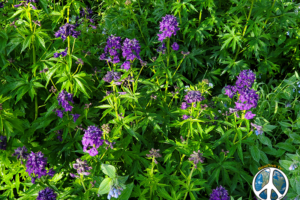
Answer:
252 167 289 200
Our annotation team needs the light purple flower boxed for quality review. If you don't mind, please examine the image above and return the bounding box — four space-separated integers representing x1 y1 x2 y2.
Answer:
244 111 256 120
157 15 180 42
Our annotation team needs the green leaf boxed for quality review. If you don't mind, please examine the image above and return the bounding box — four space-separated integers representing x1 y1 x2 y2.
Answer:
275 142 296 152
98 177 112 195
290 133 300 144
119 182 134 200
250 145 260 163
101 164 116 178
279 160 293 171
21 35 32 53
260 151 268 164
258 135 272 148
39 0 49 14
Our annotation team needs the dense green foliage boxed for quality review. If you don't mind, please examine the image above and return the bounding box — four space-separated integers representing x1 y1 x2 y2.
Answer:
0 0 300 199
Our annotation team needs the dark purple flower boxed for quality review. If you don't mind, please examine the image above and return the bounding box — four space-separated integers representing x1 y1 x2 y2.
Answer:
171 42 179 51
0 136 7 150
53 52 60 58
104 140 115 150
0 2 4 8
189 150 205 168
184 90 205 103
244 111 256 120
12 146 29 161
57 90 74 112
224 85 235 98
54 23 81 41
209 185 230 200
56 130 63 142
71 114 80 122
26 151 55 184
157 15 180 42
82 126 104 156
100 35 122 64
55 109 63 118
122 38 141 61
121 61 131 71
14 3 23 8
37 187 57 200
103 70 121 83
157 43 166 54
60 47 68 57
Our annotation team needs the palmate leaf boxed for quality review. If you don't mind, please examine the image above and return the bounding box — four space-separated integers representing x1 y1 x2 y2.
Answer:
220 26 242 53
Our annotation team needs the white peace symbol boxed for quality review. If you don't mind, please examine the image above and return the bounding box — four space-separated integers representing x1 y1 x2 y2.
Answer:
252 167 289 200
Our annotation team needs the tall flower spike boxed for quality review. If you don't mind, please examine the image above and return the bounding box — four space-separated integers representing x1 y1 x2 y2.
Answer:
209 185 230 200
12 146 29 163
157 15 180 42
54 23 81 41
82 125 104 156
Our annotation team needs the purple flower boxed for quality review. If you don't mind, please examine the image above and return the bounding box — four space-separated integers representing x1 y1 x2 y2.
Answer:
56 130 63 142
188 150 205 168
37 187 57 200
12 146 29 162
121 61 131 71
122 38 141 61
104 140 115 150
235 89 259 111
0 136 7 150
72 158 92 177
55 109 63 118
157 43 166 54
71 114 80 123
182 115 191 120
53 53 60 58
244 111 256 119
209 185 230 200
70 173 79 178
60 47 68 57
57 90 74 112
184 90 205 103
171 42 179 51
146 148 162 164
181 102 189 110
289 163 297 170
157 15 180 42
103 70 121 83
82 125 104 156
54 23 81 41
100 35 122 64
224 85 235 98
0 2 4 8
26 151 55 184
118 92 127 95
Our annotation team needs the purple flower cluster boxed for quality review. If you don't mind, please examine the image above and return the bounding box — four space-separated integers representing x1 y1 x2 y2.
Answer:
103 70 121 83
54 47 68 58
157 15 180 42
99 35 122 64
209 185 230 200
224 70 259 118
26 151 55 184
56 90 74 116
0 136 7 150
189 150 205 168
82 125 104 156
37 187 57 200
122 38 141 61
182 115 192 120
70 158 92 178
171 42 179 51
146 148 162 164
12 146 29 164
184 91 205 104
54 23 81 41
0 2 4 8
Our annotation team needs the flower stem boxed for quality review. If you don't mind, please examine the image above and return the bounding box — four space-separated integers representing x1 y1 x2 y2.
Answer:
80 177 87 192
183 167 195 200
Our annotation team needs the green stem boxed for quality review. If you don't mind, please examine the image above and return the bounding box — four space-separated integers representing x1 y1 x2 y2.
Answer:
167 38 170 67
172 58 184 78
81 177 87 192
198 10 202 25
183 167 195 200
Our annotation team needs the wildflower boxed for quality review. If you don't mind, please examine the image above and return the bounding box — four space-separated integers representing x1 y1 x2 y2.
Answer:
71 114 80 123
108 186 123 199
75 124 83 131
287 31 290 36
151 94 157 100
103 70 121 83
182 115 191 120
37 187 57 200
49 86 57 93
209 83 214 88
171 42 179 51
26 151 55 184
82 125 104 156
286 102 291 108
121 61 131 71
201 104 208 109
57 90 74 112
60 47 68 57
234 89 259 111
39 68 48 73
54 23 81 41
55 130 63 142
0 136 7 150
157 15 180 42
0 2 3 8
32 20 41 26
181 102 189 110
289 163 297 170
118 92 127 95
157 43 166 54
7 58 14 63
224 85 235 98
181 51 190 57
244 111 256 120
102 124 111 133
209 185 230 200
89 25 96 29
221 149 229 156
75 58 84 65
184 90 205 103
53 53 60 58
122 38 141 61
189 150 205 168
55 109 63 118
146 148 162 164
104 140 116 150
72 158 92 177
84 102 92 110
12 146 29 163
100 35 122 63
105 91 113 96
